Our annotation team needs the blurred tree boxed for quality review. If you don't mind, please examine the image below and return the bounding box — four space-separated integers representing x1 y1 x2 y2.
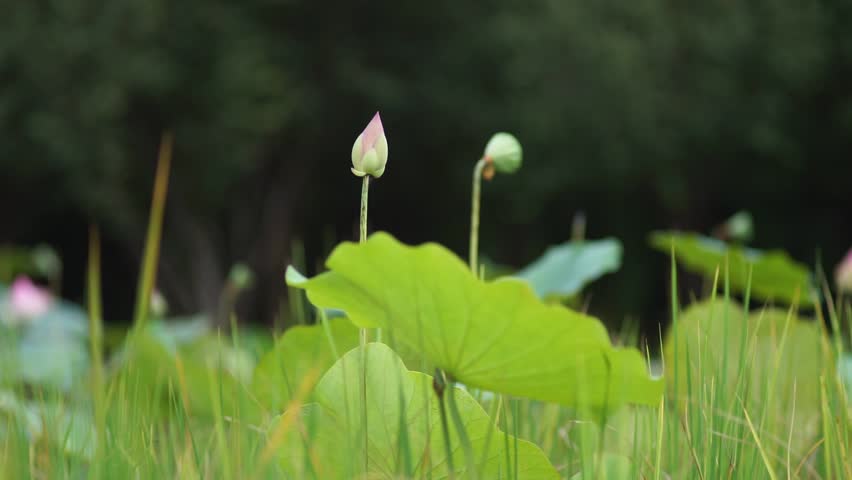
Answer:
1 0 849 328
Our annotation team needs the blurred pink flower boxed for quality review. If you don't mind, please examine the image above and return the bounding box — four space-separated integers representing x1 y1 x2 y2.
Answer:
837 248 852 294
10 276 52 319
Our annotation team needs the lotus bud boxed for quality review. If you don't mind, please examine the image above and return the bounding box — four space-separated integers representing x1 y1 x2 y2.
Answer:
483 132 522 174
351 112 388 178
228 263 254 291
836 248 852 294
9 276 52 320
725 211 754 244
150 288 168 318
31 244 61 279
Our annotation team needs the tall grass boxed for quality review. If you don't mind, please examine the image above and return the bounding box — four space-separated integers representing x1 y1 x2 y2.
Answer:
1 140 849 478
2 264 848 478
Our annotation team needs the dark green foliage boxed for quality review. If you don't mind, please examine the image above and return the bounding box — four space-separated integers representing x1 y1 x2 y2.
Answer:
1 1 850 324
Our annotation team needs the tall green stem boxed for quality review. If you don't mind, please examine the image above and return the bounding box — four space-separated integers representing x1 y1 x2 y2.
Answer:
358 175 370 474
360 176 370 243
469 158 487 272
448 381 477 479
434 158 487 477
434 370 456 480
133 133 172 330
87 226 105 480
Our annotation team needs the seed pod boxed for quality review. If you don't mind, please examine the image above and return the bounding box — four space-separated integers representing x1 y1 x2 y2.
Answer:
483 132 522 174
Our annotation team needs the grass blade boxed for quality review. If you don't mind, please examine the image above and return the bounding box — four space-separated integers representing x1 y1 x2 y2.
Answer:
132 132 173 329
87 225 106 480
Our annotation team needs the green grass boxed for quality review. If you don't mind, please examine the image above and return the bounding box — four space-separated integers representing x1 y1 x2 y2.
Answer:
2 136 850 479
2 279 849 478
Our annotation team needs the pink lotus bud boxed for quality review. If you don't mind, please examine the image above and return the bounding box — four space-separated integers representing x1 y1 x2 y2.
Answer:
836 248 852 294
10 276 52 319
351 112 388 178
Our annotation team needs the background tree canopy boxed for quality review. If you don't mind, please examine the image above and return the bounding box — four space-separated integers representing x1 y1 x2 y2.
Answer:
1 0 850 329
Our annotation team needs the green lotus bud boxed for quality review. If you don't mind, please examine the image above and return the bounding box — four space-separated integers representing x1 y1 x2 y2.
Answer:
484 132 522 174
150 288 168 318
31 244 61 278
724 211 754 243
228 263 254 290
351 112 388 178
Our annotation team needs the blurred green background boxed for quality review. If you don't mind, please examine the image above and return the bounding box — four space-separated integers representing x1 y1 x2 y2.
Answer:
2 1 850 330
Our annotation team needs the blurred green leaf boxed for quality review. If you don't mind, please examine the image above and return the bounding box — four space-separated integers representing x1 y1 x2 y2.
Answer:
147 315 210 350
15 333 88 392
650 231 815 306
288 232 662 409
233 326 274 361
663 299 828 463
516 238 622 299
275 343 559 479
0 390 41 440
841 354 852 398
42 404 96 460
251 318 359 415
0 391 94 460
569 453 633 479
118 324 258 420
0 247 60 283
0 292 89 391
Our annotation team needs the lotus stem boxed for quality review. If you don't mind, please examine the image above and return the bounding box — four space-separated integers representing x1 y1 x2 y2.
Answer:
358 174 370 474
360 176 370 243
447 381 477 479
469 158 487 273
434 369 456 480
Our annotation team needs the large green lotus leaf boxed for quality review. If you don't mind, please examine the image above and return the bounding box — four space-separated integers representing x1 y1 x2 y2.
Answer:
287 232 662 408
517 238 622 299
663 299 828 463
252 319 429 416
650 231 814 307
251 318 360 415
276 343 559 479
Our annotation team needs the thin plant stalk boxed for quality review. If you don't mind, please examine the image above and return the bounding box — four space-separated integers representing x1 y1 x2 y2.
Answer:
132 132 173 330
358 174 370 475
429 157 492 478
434 370 456 480
87 225 106 480
469 158 487 272
447 381 477 479
501 396 512 479
289 240 307 327
667 241 679 471
478 395 502 469
360 176 370 243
